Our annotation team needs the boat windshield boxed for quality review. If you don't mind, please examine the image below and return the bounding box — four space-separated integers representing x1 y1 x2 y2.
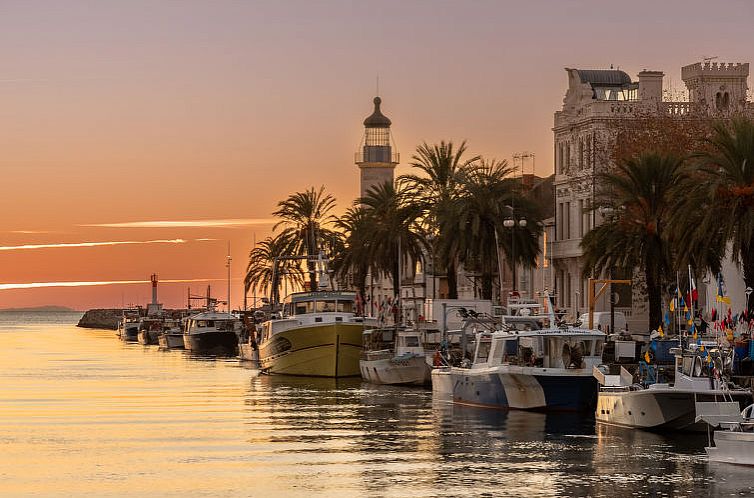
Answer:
292 299 354 315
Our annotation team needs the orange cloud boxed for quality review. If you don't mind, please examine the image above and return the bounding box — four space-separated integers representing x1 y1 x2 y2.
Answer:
0 278 223 291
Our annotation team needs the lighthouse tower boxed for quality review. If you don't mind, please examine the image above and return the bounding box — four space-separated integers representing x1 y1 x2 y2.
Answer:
355 97 399 199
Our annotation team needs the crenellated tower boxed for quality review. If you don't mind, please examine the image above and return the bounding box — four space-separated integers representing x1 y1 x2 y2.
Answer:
355 97 399 199
682 61 749 115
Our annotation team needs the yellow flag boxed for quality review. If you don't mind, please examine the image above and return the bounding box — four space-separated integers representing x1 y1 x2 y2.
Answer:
688 318 693 326
658 325 664 337
683 305 689 313
644 351 651 363
669 300 675 312
693 331 698 340
700 344 705 352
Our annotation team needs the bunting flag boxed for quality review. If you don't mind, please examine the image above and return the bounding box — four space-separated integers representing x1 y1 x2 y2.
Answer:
717 273 732 304
657 324 664 338
683 304 689 314
664 311 671 327
644 350 651 363
669 299 676 312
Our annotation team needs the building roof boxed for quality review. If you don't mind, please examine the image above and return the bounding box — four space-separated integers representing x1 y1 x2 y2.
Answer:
363 96 392 128
575 69 633 87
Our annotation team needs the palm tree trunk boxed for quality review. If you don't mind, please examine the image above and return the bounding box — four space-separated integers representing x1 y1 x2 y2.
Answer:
447 260 458 299
481 272 493 300
644 255 662 330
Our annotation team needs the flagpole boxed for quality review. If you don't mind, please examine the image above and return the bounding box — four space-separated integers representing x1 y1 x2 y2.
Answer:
677 271 682 350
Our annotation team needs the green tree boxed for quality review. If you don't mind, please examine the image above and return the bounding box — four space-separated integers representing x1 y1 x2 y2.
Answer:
682 118 754 311
273 186 338 291
449 159 542 300
402 140 480 299
581 152 688 329
359 181 427 300
332 206 373 301
244 235 305 306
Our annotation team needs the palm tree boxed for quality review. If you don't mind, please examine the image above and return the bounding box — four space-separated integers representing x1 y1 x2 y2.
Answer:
332 206 373 300
359 181 427 300
244 235 305 306
273 186 338 291
401 140 480 299
681 118 754 311
449 159 542 300
581 152 688 329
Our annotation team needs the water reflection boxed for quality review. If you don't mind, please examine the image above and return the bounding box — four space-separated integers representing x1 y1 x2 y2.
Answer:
0 312 748 497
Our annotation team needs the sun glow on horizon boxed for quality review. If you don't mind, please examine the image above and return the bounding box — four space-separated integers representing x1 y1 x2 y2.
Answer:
0 278 228 291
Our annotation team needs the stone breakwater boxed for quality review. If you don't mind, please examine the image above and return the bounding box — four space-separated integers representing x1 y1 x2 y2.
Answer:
77 309 122 330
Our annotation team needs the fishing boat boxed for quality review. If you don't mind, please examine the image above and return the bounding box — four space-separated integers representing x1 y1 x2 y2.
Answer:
448 325 606 411
257 291 377 377
594 345 752 431
183 310 242 355
696 401 754 465
157 318 184 349
117 309 141 342
137 317 163 345
360 327 431 385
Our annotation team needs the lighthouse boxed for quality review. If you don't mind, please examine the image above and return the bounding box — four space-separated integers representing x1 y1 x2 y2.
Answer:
355 97 399 199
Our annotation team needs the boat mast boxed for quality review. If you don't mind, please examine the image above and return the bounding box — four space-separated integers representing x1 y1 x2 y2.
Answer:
226 242 232 313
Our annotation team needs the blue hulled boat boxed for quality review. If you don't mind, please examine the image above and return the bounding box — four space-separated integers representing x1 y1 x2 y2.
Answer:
449 326 606 412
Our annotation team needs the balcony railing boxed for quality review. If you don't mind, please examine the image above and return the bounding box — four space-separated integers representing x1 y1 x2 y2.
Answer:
355 150 400 164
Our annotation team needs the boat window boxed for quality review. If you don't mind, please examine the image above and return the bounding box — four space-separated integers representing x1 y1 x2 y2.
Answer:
504 339 518 357
476 341 491 362
594 339 603 357
405 336 420 347
207 320 215 327
336 301 354 313
316 300 337 312
295 302 309 315
197 320 207 327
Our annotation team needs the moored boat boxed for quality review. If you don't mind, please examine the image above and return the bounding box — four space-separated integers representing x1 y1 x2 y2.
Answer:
117 309 141 342
183 311 241 355
448 326 606 411
360 328 431 386
257 291 377 377
594 345 752 431
696 402 754 465
157 318 184 349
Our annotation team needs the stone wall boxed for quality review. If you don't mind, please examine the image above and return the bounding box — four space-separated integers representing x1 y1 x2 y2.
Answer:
77 309 122 330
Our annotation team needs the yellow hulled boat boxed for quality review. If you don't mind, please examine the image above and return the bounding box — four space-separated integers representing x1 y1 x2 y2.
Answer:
258 291 377 377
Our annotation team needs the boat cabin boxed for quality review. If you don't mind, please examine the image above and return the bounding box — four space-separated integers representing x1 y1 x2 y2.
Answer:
472 329 605 370
262 291 376 342
395 330 424 356
185 311 241 335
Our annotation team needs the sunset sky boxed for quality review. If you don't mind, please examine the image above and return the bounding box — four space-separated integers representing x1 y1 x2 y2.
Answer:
1 0 752 310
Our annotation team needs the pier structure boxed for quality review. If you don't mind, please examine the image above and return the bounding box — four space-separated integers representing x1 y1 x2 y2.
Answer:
551 61 753 331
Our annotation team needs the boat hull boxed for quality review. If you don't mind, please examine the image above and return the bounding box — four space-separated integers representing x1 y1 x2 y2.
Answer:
708 430 754 465
158 333 185 349
360 354 430 386
431 367 454 395
450 367 598 412
137 329 160 346
259 323 363 377
239 343 259 362
596 389 752 432
183 331 238 355
119 326 139 342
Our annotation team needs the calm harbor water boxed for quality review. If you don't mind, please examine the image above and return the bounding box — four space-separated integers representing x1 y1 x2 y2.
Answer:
0 311 750 497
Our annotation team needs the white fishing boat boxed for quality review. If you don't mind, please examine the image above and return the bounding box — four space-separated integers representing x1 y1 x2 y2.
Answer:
117 309 141 342
183 310 242 355
696 402 754 465
360 328 430 386
137 317 163 345
257 291 377 377
594 345 752 431
157 318 184 349
448 325 606 411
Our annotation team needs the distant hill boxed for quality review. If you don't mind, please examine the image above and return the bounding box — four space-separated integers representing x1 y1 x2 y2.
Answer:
0 305 79 312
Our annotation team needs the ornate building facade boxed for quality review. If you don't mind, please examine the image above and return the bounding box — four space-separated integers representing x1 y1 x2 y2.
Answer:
552 61 752 330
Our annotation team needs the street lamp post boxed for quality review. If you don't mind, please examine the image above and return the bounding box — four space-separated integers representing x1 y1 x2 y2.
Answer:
503 216 527 292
